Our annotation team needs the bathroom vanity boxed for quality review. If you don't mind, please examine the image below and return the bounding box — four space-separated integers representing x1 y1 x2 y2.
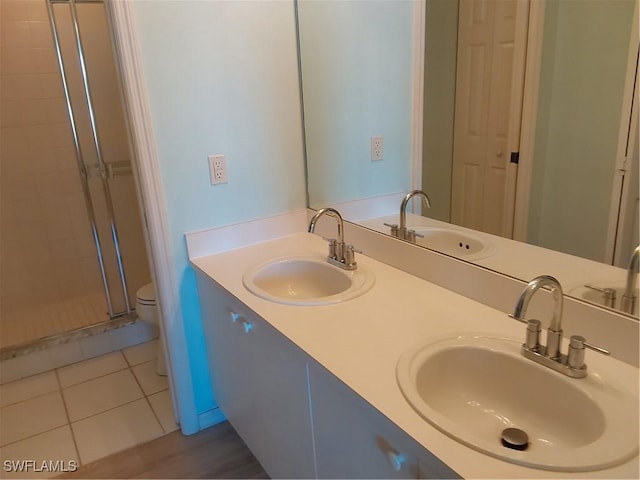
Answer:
189 224 639 479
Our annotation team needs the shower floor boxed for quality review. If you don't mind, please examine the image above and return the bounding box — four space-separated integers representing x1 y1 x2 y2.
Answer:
0 294 110 350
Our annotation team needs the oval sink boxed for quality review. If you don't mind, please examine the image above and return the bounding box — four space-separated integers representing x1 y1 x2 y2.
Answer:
412 227 495 260
396 335 638 471
243 255 374 306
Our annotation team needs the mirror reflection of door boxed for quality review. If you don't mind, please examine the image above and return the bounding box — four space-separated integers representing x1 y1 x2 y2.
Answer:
423 0 528 238
423 0 638 264
450 0 527 238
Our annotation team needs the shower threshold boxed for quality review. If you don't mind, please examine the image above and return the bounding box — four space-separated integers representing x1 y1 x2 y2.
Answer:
0 312 138 362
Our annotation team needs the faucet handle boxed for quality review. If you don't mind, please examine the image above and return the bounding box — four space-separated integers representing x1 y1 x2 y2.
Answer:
584 284 617 308
584 284 616 296
343 244 361 268
525 319 541 350
384 223 399 237
405 229 426 243
345 244 362 254
326 238 338 259
582 339 610 356
567 335 610 370
507 313 527 324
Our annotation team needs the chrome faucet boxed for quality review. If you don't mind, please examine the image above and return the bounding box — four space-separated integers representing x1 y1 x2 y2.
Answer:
385 190 431 242
511 275 564 358
509 275 609 378
308 208 358 270
621 245 639 315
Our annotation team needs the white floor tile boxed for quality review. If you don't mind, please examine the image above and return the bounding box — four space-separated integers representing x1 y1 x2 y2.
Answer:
0 371 59 408
122 339 158 366
132 361 168 396
0 426 78 479
147 390 179 434
0 391 67 446
71 398 163 465
57 351 127 388
62 369 143 422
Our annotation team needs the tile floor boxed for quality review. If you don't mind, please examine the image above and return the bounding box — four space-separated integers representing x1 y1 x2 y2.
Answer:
0 321 159 385
0 340 177 478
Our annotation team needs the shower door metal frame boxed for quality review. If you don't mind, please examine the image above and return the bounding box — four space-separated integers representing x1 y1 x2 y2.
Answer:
46 0 132 318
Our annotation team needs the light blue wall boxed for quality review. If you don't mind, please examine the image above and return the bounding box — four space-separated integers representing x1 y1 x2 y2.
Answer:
299 0 414 207
131 0 306 431
527 0 634 261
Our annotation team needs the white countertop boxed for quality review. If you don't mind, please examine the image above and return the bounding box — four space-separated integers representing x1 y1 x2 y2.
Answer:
190 232 639 479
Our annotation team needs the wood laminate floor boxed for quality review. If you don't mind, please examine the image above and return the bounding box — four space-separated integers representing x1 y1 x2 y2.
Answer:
57 421 269 479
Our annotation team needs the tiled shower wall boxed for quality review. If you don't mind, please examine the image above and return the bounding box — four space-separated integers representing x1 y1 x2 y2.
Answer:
1 0 105 328
0 0 151 349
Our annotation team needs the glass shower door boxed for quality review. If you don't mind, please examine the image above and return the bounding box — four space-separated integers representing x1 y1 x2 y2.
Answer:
48 0 150 319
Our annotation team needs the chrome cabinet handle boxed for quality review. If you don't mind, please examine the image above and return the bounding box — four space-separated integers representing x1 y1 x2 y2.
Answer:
230 311 253 333
386 451 406 471
241 321 253 334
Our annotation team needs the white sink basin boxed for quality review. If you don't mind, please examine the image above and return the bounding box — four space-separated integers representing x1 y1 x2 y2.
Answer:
412 227 495 260
396 335 638 471
243 255 374 306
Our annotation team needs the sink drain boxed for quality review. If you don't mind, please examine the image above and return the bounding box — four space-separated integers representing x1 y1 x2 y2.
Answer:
501 428 529 451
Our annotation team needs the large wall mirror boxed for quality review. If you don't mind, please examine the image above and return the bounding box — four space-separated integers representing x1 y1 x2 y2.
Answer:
298 0 639 318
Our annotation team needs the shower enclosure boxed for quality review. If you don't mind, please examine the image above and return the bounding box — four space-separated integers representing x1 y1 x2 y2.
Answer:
0 0 150 352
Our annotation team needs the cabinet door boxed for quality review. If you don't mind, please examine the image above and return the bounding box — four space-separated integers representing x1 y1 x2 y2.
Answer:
309 361 458 479
196 273 315 478
197 275 255 438
244 316 315 478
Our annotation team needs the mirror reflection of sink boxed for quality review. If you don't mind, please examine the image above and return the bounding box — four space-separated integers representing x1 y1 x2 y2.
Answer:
411 227 495 260
242 255 375 306
567 283 639 316
396 335 638 472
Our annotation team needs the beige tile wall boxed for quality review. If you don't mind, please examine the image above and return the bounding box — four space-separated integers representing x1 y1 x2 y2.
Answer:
1 0 104 320
0 0 150 348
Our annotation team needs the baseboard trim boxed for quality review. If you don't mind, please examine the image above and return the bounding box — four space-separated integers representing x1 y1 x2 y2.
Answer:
198 407 227 431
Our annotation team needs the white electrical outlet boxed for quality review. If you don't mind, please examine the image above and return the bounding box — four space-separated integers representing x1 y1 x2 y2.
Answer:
371 135 383 161
208 154 228 184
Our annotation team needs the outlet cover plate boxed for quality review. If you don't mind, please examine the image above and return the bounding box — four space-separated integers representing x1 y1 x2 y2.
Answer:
371 136 383 161
208 154 228 184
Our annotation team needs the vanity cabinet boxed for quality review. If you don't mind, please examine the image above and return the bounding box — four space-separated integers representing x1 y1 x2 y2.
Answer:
196 273 315 478
308 362 458 479
196 271 457 479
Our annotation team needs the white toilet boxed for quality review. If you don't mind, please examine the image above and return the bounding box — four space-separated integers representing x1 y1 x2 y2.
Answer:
135 282 168 376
